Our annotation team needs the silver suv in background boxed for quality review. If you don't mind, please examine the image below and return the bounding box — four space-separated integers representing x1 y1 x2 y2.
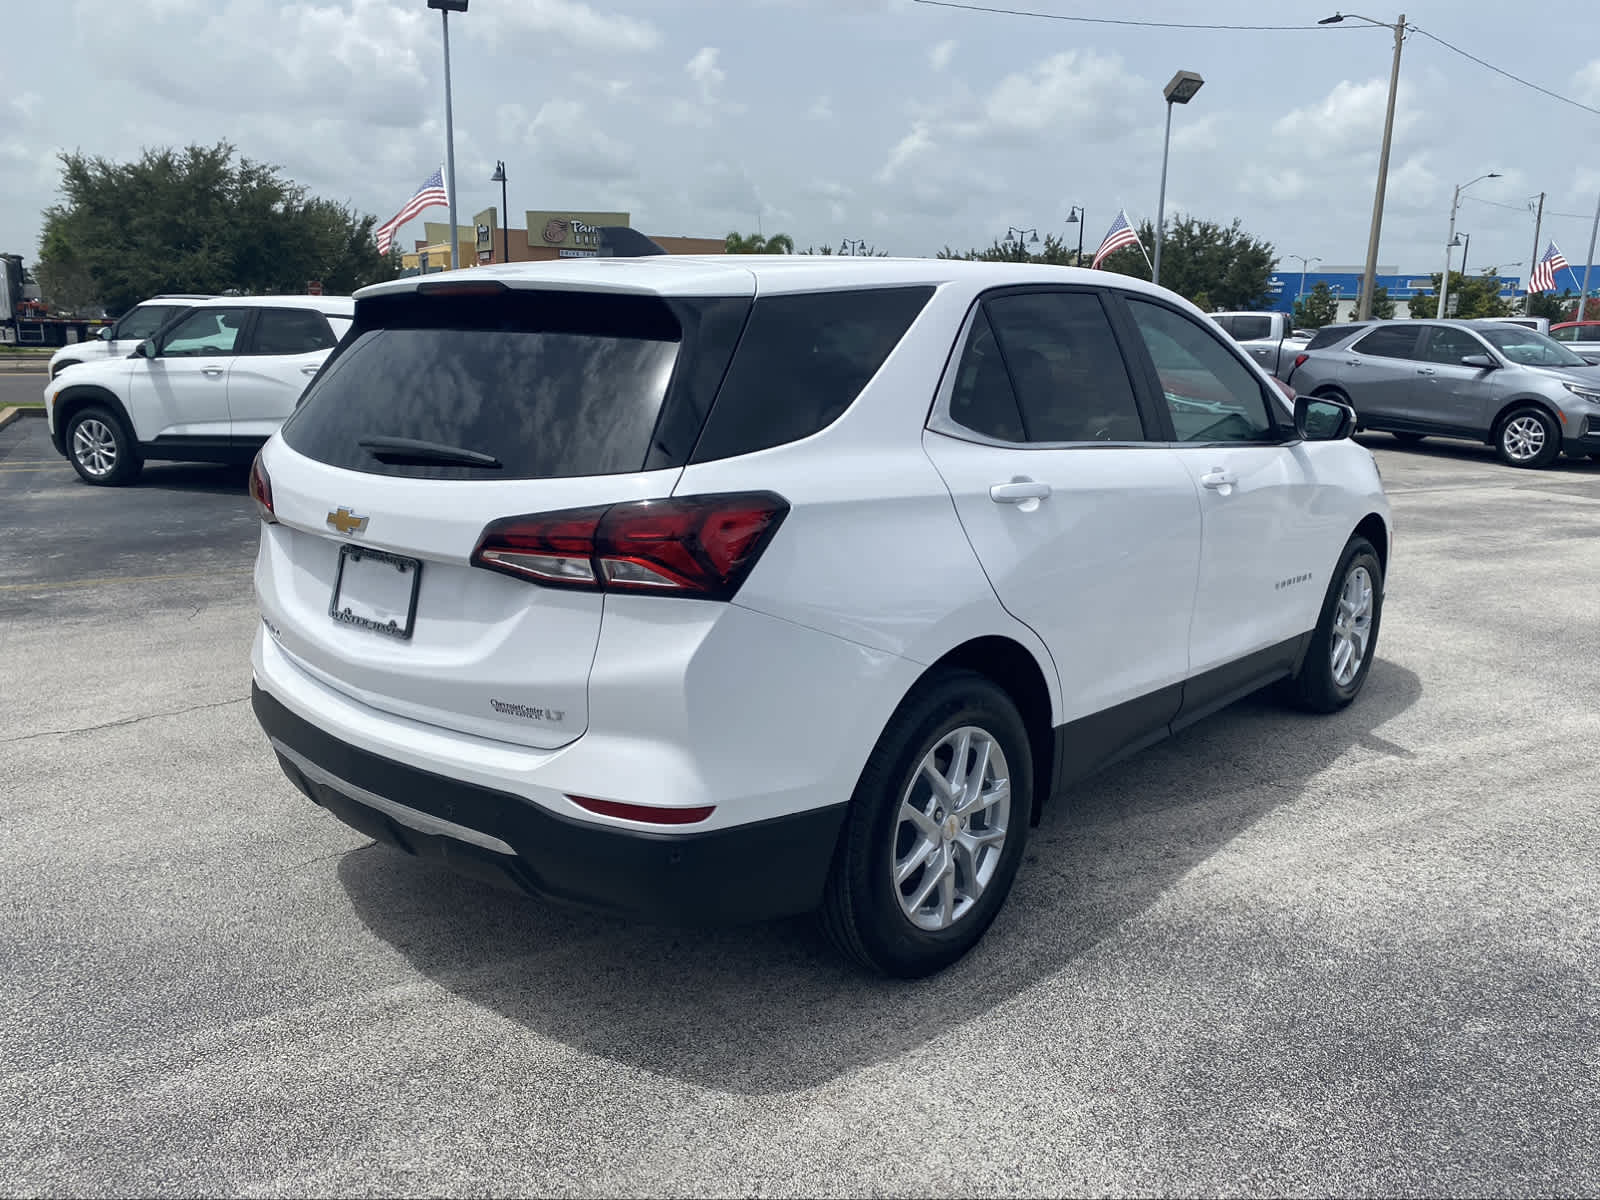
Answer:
1287 319 1600 468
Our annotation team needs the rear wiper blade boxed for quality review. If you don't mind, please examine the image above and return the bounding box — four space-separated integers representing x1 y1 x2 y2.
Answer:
358 436 502 469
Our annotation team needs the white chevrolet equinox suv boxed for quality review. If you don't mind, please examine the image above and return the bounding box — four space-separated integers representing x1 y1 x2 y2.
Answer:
46 295 354 485
249 258 1391 977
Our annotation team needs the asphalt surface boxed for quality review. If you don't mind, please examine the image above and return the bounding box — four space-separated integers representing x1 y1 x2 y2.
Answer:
0 370 50 408
3 421 1598 1196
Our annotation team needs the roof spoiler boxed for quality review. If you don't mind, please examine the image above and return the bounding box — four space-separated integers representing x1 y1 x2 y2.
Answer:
596 227 667 257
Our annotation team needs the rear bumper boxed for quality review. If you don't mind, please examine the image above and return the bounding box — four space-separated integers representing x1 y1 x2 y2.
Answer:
253 683 848 924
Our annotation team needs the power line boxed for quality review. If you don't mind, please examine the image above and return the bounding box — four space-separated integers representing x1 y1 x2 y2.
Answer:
1411 28 1600 119
1462 195 1593 221
911 1 1600 120
906 0 1351 31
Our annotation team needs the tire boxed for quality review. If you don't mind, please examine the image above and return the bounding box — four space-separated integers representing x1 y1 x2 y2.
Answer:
821 668 1033 978
1588 454 1600 463
1282 536 1383 714
1392 432 1426 445
65 405 142 486
1496 406 1561 469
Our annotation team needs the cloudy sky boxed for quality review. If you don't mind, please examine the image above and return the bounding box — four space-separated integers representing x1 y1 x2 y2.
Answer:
3 0 1599 282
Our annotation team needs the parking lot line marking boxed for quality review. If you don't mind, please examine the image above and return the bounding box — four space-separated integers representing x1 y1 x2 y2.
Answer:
0 464 68 471
0 568 252 592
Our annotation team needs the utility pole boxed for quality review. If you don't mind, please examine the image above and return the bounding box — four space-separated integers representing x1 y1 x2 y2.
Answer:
1525 192 1544 314
1582 191 1600 325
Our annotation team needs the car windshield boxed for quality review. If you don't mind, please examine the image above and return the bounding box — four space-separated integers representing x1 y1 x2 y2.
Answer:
1478 326 1588 368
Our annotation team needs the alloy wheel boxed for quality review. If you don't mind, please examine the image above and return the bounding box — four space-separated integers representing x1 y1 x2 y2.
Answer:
1330 564 1374 687
1502 415 1547 463
72 418 119 478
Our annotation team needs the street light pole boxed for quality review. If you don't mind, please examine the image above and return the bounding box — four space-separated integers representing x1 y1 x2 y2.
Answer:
1320 12 1405 321
1291 255 1323 302
1154 70 1204 288
1438 172 1499 320
1005 227 1039 262
490 161 509 263
1066 205 1085 267
428 0 468 270
1456 232 1470 283
1525 193 1544 315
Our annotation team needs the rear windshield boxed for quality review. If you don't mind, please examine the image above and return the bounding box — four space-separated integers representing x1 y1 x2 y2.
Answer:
1304 324 1363 351
281 290 747 480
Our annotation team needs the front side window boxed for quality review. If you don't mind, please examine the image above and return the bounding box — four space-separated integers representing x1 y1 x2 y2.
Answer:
1477 326 1588 368
1353 326 1422 360
158 307 248 356
1125 298 1276 444
982 291 1145 443
116 304 180 342
250 308 337 356
1551 326 1577 343
1229 314 1273 342
1419 327 1484 365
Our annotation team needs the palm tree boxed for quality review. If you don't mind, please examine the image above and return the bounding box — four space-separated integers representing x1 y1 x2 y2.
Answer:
725 231 795 254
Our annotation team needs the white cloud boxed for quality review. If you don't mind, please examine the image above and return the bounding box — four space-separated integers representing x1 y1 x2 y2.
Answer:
877 122 936 183
808 94 835 121
1273 77 1422 159
11 92 43 123
526 99 637 185
929 40 956 71
1574 60 1600 106
960 50 1142 143
470 0 661 53
686 47 726 104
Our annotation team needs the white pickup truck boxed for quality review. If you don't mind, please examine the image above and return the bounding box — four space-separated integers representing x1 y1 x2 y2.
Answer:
1209 311 1313 380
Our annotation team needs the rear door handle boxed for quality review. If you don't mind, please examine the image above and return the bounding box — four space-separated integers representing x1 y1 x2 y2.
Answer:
1345 358 1362 366
301 365 319 376
989 480 1052 504
1416 367 1435 375
1200 469 1238 491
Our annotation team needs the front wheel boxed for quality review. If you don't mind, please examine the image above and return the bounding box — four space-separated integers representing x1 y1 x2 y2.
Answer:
66 406 142 486
821 669 1032 978
1496 407 1561 469
1282 536 1383 714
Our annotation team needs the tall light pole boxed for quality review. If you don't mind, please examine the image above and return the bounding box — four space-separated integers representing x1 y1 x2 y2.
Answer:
1005 226 1039 262
1438 172 1499 320
1451 232 1470 283
1290 255 1323 302
1525 193 1545 314
1066 205 1085 266
490 160 509 264
1154 70 1204 288
1319 12 1406 321
428 0 467 270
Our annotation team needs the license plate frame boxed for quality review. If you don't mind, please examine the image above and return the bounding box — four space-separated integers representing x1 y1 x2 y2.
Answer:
328 545 423 641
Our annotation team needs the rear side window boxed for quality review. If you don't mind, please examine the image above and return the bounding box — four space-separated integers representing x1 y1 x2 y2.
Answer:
1353 326 1421 360
983 291 1144 442
1228 314 1273 341
1305 325 1359 351
690 287 934 462
282 290 747 480
250 308 336 355
947 309 1026 442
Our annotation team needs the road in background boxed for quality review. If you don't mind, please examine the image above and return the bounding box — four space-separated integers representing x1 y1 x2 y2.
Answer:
1 422 1597 1195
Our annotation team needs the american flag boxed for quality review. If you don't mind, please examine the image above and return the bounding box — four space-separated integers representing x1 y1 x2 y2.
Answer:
1528 241 1569 294
1091 209 1142 269
376 166 448 256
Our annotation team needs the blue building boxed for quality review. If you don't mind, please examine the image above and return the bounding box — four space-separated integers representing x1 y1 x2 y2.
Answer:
1266 263 1600 317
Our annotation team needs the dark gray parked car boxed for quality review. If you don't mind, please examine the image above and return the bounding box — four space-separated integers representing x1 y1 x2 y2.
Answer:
1283 319 1600 468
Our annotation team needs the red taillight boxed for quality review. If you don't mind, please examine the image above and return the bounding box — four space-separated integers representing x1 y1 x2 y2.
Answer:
567 794 716 825
471 492 788 600
249 453 277 523
1293 353 1309 370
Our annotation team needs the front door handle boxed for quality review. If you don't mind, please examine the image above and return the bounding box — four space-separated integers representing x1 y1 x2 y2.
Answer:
301 365 319 376
1345 358 1362 366
989 480 1052 504
202 366 225 377
1200 469 1238 491
1416 367 1436 375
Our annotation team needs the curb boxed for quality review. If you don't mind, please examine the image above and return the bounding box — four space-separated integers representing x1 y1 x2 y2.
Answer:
0 406 45 433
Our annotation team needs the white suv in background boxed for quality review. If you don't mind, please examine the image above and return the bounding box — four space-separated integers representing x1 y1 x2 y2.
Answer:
46 294 213 378
249 258 1391 977
45 295 354 485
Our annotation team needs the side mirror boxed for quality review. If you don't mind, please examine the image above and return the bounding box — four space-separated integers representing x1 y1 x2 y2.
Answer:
1460 354 1497 370
130 340 155 359
1295 394 1356 442
97 326 115 342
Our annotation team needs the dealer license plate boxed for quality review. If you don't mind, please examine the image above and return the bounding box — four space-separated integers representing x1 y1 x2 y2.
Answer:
328 545 422 640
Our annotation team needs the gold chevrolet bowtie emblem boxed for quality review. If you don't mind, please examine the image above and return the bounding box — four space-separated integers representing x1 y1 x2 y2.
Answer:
326 507 369 536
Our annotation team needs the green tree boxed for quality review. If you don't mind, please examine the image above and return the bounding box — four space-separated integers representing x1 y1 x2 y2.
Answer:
37 142 396 315
1096 215 1276 310
1526 289 1575 321
1292 280 1340 329
936 233 1080 266
725 231 795 254
1405 270 1511 320
1366 284 1396 320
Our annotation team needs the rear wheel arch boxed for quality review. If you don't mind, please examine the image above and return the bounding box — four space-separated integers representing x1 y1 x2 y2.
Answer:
919 636 1055 825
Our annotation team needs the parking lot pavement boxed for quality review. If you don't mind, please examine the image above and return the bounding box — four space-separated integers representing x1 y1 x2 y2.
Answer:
2 422 1598 1195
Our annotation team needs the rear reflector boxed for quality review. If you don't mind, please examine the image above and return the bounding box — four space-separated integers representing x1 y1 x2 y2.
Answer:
415 280 509 296
249 453 276 523
567 795 716 825
472 492 788 600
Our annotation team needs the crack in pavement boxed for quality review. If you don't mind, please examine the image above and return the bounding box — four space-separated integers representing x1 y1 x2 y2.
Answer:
1 695 249 745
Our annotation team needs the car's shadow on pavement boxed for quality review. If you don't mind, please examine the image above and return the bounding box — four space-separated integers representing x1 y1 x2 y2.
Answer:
1356 433 1599 473
336 659 1423 1096
127 462 251 496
